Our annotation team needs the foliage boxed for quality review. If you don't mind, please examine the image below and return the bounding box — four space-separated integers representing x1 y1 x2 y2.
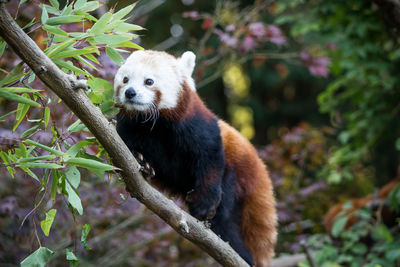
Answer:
275 0 400 183
300 207 400 267
258 123 374 253
0 0 142 264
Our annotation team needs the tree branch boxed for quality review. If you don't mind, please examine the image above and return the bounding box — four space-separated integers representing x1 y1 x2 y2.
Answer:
0 2 249 266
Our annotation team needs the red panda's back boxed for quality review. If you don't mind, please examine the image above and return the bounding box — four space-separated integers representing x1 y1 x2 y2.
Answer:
218 120 277 266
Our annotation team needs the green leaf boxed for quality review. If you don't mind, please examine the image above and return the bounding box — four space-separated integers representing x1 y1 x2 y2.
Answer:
92 34 131 45
74 0 87 9
90 12 112 35
21 167 39 182
0 109 17 122
14 101 30 131
43 4 60 15
49 0 59 9
66 248 79 267
51 171 59 200
46 15 83 25
40 209 57 236
106 47 124 66
28 72 36 83
114 22 144 33
41 5 49 24
76 1 99 12
0 90 40 107
87 78 114 103
19 162 63 169
66 140 92 157
52 47 97 59
21 124 40 138
46 39 76 58
66 166 80 188
112 3 136 21
20 247 54 267
73 55 98 70
42 25 68 36
66 157 114 171
372 224 393 242
0 42 6 57
53 59 89 76
65 182 83 215
81 224 91 250
19 155 56 163
67 119 87 132
25 139 65 156
0 87 40 93
44 107 50 128
110 41 143 50
0 151 16 178
332 216 348 237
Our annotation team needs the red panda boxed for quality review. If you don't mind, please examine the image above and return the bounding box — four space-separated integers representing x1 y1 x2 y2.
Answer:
114 50 277 266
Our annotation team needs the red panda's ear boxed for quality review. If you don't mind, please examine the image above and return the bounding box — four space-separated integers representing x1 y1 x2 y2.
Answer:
179 51 196 77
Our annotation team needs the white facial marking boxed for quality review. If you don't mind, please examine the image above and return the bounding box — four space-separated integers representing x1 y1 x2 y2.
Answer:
114 50 197 111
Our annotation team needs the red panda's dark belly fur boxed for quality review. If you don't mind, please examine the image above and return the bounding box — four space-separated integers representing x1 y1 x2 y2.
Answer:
116 111 224 195
116 108 255 265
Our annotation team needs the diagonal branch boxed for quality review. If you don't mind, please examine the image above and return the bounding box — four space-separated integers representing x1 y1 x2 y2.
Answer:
0 2 248 266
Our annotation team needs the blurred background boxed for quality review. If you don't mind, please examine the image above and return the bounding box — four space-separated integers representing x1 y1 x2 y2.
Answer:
1 0 400 266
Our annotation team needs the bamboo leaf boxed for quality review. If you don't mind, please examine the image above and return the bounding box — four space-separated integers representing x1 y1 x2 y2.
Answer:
0 42 6 57
92 34 131 45
114 22 144 33
49 0 59 9
42 25 68 36
0 87 41 93
44 107 50 128
41 5 49 24
110 41 143 50
46 15 83 25
20 124 40 138
66 157 114 171
66 140 92 157
18 162 63 169
0 109 17 122
0 90 40 107
19 155 56 163
25 139 65 156
46 39 76 58
112 3 137 21
90 12 112 35
106 47 124 66
74 0 86 9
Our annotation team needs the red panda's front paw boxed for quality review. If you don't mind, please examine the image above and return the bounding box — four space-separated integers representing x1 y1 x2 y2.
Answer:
186 190 222 220
134 152 155 179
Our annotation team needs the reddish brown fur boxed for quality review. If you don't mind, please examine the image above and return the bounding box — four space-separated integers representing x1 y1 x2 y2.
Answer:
324 177 400 233
218 120 277 267
160 82 214 121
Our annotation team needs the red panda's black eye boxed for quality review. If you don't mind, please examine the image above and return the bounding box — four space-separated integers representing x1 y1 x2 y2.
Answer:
145 79 154 86
123 77 129 84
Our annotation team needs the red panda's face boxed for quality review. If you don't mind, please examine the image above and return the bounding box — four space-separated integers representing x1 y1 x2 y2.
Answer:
114 50 196 113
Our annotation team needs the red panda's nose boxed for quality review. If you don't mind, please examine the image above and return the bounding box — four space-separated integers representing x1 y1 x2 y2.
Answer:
125 88 137 99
